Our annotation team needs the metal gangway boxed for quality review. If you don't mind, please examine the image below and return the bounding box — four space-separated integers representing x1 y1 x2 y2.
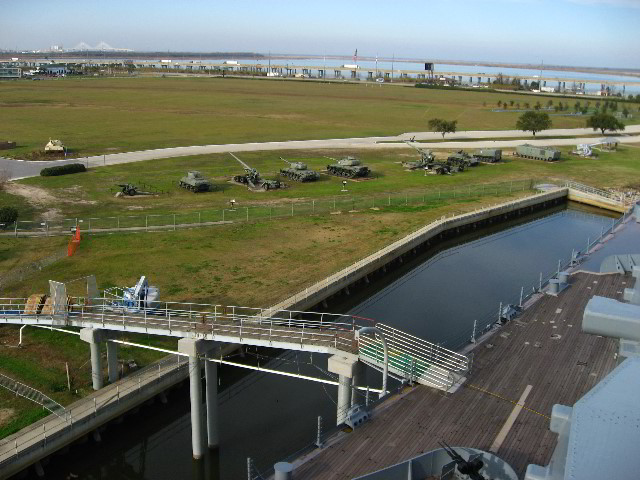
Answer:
0 295 469 391
565 181 635 207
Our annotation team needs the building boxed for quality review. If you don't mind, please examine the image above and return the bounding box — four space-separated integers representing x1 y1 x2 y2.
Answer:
0 62 21 78
43 64 67 75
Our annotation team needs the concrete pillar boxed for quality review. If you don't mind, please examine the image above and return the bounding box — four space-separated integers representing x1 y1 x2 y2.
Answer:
274 462 294 480
205 359 219 449
328 355 359 425
351 362 365 407
107 341 118 383
80 328 107 391
189 354 204 459
179 338 217 460
337 375 351 425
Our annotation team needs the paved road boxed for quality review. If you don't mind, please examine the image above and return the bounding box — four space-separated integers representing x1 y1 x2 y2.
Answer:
2 125 639 180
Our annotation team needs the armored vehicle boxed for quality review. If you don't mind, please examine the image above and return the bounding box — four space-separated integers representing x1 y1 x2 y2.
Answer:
447 151 477 168
44 139 64 152
473 148 502 163
230 153 281 190
515 144 561 161
179 171 213 192
326 156 370 178
279 157 319 182
425 162 451 175
403 141 436 169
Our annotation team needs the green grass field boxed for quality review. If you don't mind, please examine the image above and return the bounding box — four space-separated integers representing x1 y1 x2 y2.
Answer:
6 144 638 222
2 76 636 158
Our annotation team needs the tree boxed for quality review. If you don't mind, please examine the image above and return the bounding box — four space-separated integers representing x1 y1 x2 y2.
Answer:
534 101 541 110
622 107 630 118
516 111 552 137
524 102 530 109
428 118 457 138
510 100 514 107
586 112 625 134
0 206 18 228
547 100 553 107
497 100 503 108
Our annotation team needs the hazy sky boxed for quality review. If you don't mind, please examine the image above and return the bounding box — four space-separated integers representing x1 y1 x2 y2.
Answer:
2 0 638 68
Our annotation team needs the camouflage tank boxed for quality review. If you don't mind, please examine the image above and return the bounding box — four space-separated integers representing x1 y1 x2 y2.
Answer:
447 151 477 168
326 156 370 178
279 157 319 182
179 171 213 192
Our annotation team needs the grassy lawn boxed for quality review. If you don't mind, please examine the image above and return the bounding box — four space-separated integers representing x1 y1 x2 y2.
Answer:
2 76 636 158
4 144 638 223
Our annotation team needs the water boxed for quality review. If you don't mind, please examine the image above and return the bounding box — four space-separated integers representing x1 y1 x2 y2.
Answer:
35 203 617 480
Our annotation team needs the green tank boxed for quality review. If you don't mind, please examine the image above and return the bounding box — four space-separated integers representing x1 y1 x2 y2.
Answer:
326 156 370 178
473 149 502 162
179 171 213 192
515 144 561 161
279 157 319 182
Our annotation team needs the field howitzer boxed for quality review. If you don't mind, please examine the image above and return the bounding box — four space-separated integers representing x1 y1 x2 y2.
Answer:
230 152 281 190
438 441 487 480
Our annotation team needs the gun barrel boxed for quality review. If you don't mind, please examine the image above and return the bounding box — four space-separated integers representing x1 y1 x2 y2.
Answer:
280 156 292 165
229 152 252 171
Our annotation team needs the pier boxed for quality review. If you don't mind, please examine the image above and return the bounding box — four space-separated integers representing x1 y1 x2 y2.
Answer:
292 271 626 478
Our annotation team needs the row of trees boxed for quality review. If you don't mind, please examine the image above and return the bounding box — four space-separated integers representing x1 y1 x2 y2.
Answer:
428 111 625 138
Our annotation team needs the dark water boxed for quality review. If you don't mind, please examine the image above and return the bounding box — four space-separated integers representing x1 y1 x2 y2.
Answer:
33 203 617 480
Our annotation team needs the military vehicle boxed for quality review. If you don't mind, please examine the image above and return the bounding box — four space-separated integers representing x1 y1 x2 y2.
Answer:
403 141 436 170
326 156 370 178
515 144 561 161
44 139 64 152
473 148 502 163
179 171 213 192
447 151 477 168
230 153 281 190
118 183 141 196
425 162 451 175
279 157 319 182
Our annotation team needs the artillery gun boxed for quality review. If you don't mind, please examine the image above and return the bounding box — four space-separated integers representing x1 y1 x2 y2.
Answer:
179 171 213 192
425 162 451 175
118 183 143 196
325 156 370 178
403 141 436 170
279 157 319 182
230 153 281 190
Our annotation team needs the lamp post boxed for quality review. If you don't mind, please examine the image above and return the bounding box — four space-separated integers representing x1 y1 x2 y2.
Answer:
357 327 388 398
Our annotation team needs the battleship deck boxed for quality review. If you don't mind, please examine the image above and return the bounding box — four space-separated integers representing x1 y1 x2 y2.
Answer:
294 271 625 479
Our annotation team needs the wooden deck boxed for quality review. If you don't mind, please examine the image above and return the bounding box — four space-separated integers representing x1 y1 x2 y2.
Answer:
295 271 627 479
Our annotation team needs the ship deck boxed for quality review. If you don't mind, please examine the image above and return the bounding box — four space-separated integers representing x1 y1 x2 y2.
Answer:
294 271 627 479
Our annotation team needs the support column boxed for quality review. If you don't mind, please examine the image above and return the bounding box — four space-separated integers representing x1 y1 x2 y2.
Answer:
189 353 204 459
205 358 219 449
351 362 365 407
179 338 216 460
107 341 118 383
80 328 107 391
328 355 360 425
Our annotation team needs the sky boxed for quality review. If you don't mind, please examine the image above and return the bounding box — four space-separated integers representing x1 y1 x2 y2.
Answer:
1 0 638 68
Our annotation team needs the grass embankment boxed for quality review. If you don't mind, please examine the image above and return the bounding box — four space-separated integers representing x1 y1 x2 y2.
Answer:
3 76 636 158
6 144 639 222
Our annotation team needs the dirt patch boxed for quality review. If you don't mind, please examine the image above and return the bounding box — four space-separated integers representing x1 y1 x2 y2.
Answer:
0 408 15 427
5 182 96 220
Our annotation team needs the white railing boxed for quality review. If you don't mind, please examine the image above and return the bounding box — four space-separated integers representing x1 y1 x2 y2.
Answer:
358 323 469 390
0 373 66 419
0 355 187 467
565 181 633 205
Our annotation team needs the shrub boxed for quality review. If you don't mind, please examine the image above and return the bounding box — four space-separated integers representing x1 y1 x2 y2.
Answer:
0 206 18 226
40 163 86 177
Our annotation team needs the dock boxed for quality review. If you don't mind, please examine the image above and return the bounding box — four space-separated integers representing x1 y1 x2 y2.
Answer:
293 271 625 478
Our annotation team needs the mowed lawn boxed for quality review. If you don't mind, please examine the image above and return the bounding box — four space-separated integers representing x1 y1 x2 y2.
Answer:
0 76 620 157
9 144 640 221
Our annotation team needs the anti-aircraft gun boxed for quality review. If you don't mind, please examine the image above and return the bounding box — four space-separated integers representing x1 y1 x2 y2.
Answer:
403 141 436 170
279 157 319 182
230 153 281 190
325 156 370 178
438 441 487 480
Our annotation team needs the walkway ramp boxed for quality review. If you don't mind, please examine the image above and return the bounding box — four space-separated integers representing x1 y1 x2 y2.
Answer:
0 298 469 391
358 323 469 391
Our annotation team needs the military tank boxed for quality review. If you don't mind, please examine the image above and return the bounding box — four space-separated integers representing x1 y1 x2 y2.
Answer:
326 156 370 178
447 151 477 168
179 171 213 192
403 141 436 169
230 153 281 190
279 157 319 182
44 139 65 152
515 144 561 161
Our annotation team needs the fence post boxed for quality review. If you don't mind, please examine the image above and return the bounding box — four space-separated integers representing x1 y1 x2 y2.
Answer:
316 416 323 448
557 259 561 275
117 217 120 230
519 287 524 307
246 207 249 222
470 320 477 343
145 216 148 230
14 221 17 237
312 200 315 213
247 457 253 480
291 203 294 216
173 214 176 231
586 237 590 254
539 272 543 291
198 212 201 224
498 302 502 323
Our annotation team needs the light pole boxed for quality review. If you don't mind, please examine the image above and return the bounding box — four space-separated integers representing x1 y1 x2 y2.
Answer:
357 327 388 398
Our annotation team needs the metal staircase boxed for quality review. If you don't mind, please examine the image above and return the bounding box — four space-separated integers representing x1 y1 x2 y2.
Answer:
0 373 66 418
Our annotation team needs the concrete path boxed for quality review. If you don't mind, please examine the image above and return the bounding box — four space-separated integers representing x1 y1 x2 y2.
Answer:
2 125 639 180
